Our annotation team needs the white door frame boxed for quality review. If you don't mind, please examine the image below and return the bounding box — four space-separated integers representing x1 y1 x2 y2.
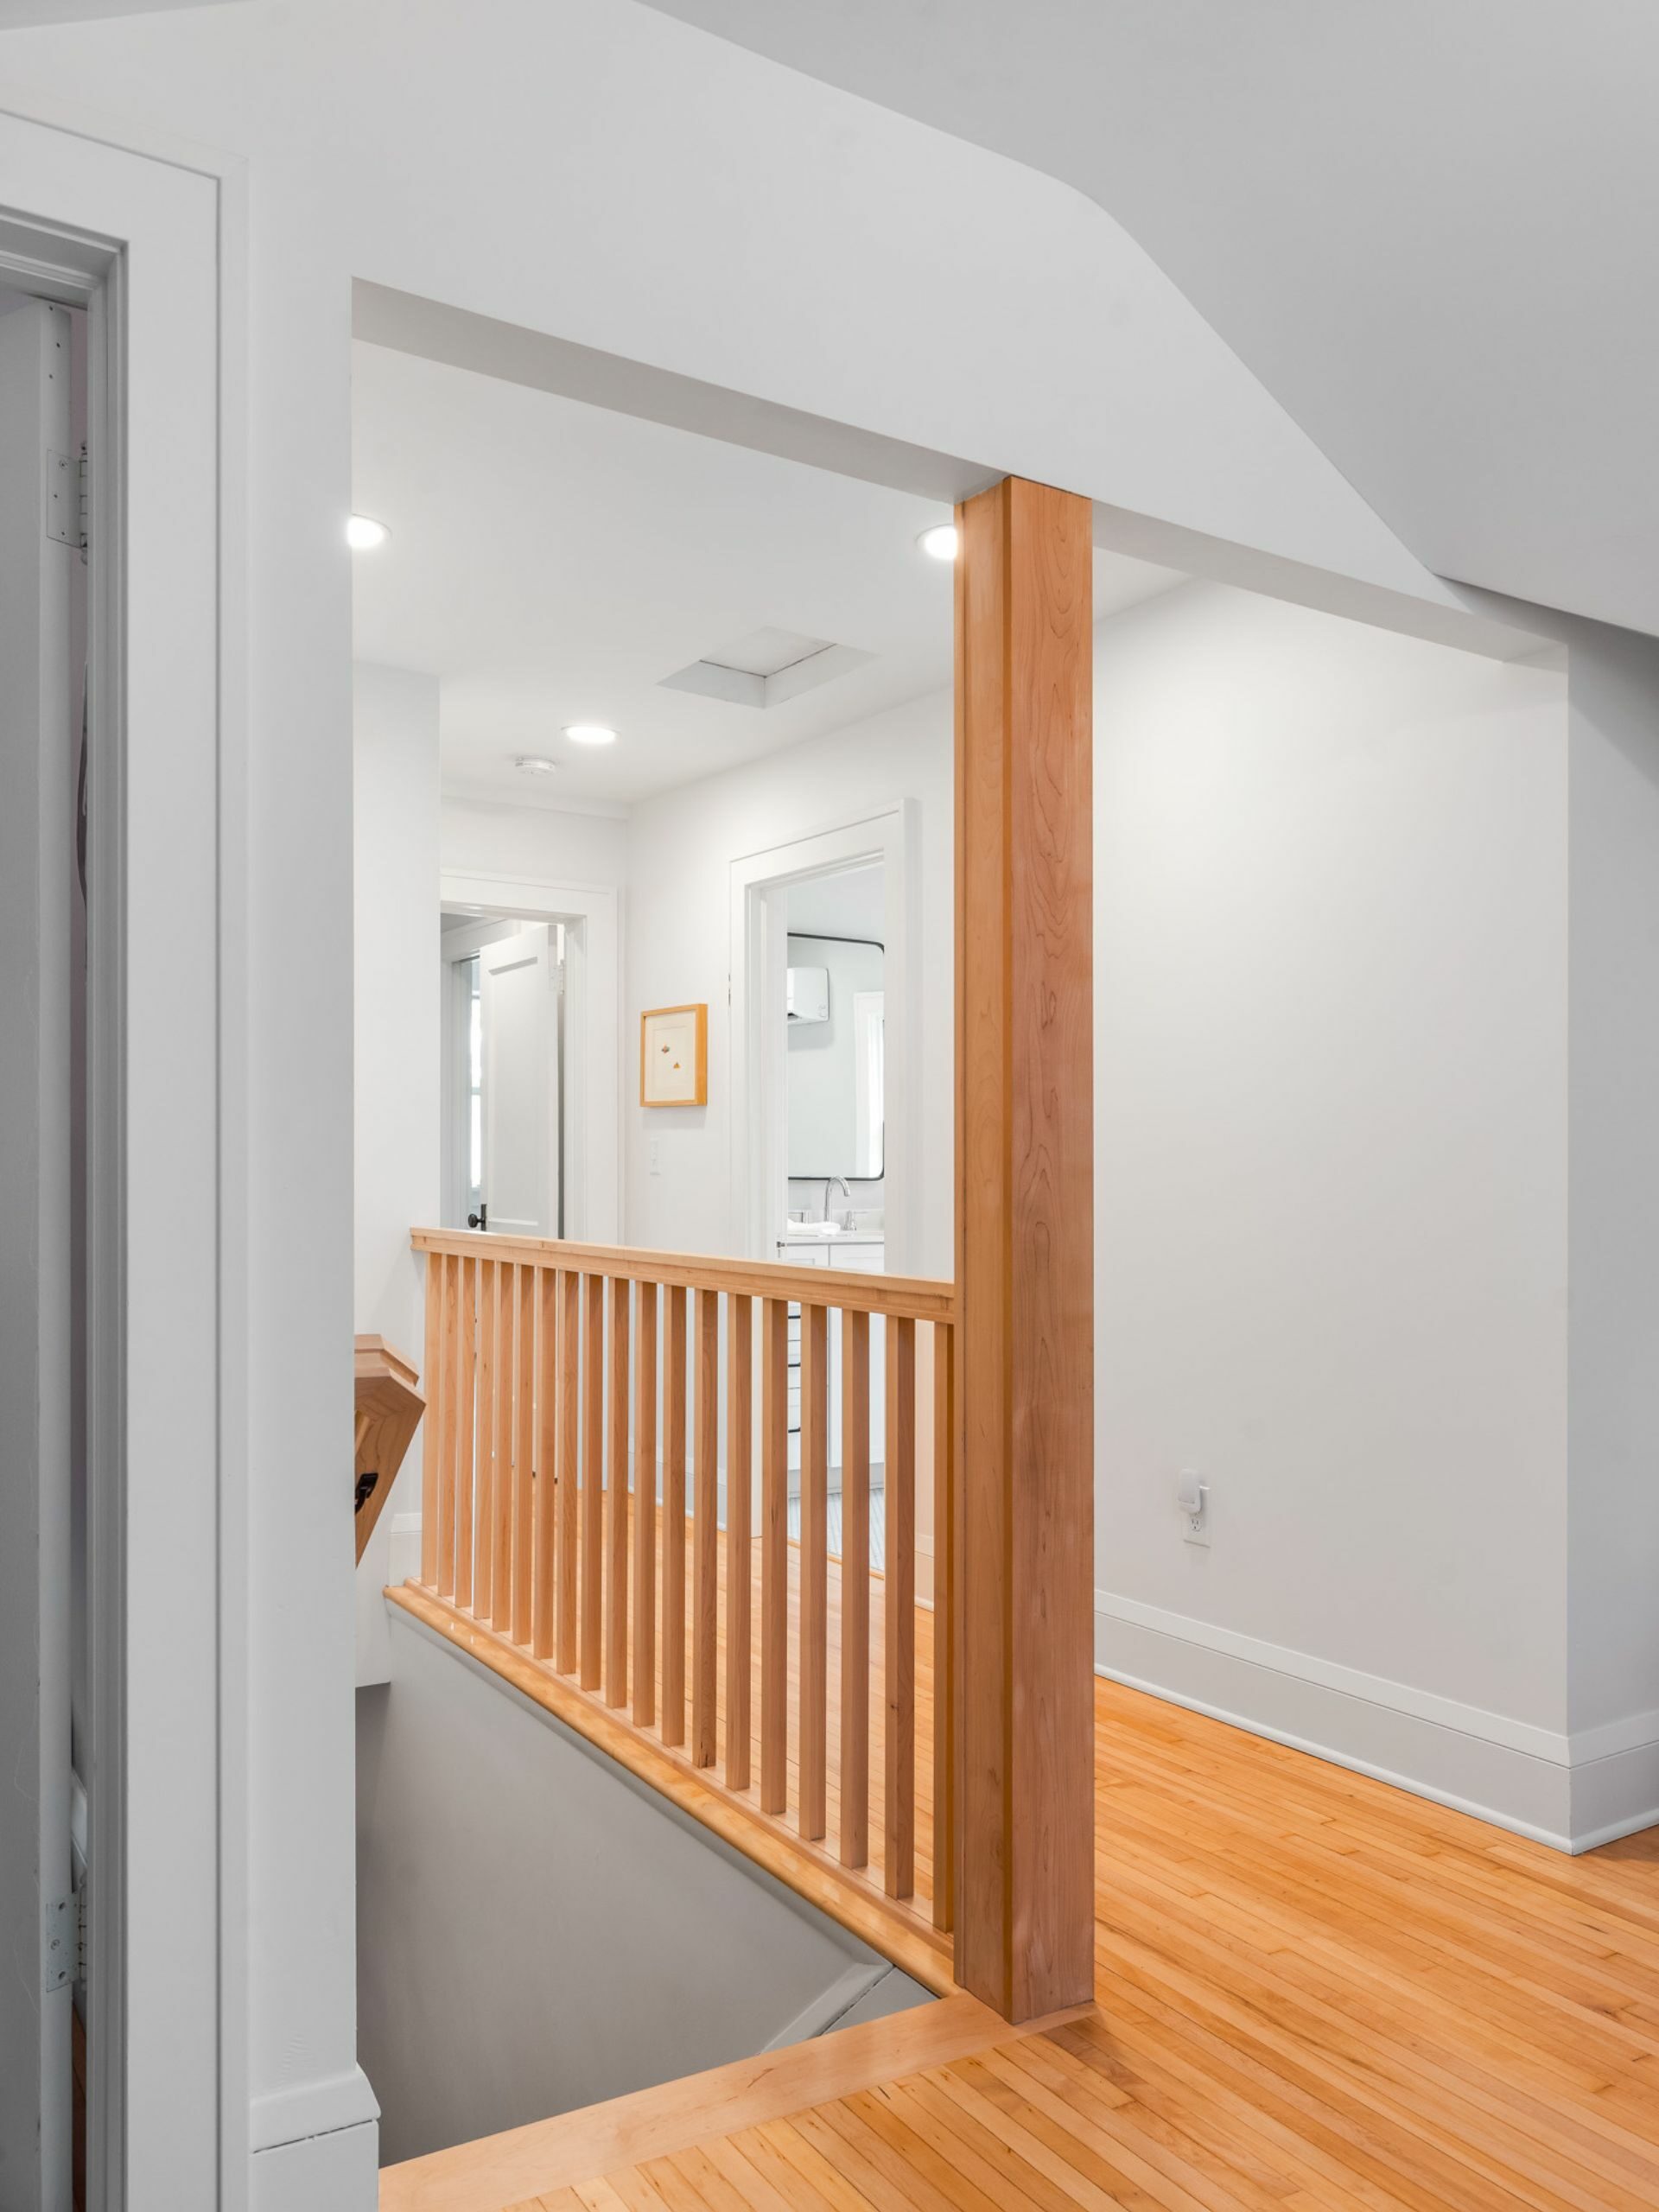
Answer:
729 804 920 1272
0 104 237 2209
440 870 622 1243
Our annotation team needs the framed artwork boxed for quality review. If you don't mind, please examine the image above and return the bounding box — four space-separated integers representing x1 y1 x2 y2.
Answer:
640 1002 708 1107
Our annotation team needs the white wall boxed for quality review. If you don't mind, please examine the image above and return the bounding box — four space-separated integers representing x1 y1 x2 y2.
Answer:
626 687 952 1271
1556 615 1659 1839
1089 586 1585 1836
353 665 442 1685
441 796 628 891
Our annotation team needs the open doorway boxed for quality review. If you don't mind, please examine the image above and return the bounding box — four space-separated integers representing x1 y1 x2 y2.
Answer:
440 908 567 1240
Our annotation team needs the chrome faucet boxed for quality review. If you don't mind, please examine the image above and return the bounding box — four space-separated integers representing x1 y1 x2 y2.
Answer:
826 1174 852 1230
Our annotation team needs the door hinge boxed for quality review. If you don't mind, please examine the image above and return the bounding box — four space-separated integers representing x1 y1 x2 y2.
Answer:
78 443 90 560
45 444 89 558
43 1894 74 1993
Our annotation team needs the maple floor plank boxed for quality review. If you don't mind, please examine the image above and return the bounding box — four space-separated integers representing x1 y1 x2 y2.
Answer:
382 1556 1659 2212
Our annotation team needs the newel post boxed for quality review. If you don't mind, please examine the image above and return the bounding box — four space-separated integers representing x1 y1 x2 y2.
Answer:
952 476 1096 2019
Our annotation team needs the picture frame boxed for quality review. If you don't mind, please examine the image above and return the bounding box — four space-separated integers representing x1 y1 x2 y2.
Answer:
640 1001 708 1107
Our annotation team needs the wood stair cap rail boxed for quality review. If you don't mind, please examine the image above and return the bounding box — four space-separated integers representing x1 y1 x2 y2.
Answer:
355 1332 424 1565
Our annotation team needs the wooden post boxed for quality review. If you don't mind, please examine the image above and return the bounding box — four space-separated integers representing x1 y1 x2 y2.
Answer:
953 475 1095 2019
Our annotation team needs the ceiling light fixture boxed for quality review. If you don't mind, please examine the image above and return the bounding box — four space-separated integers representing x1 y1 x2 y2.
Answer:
347 513 390 550
516 755 561 777
563 722 618 747
918 523 958 562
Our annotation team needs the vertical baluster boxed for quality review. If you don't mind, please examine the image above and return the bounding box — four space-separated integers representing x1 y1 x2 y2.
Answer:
581 1273 604 1689
607 1274 631 1707
798 1302 830 1840
725 1294 753 1791
931 1318 956 1931
475 1258 497 1619
532 1265 556 1659
760 1296 789 1815
493 1262 517 1632
839 1306 871 1867
632 1281 658 1727
436 1254 460 1598
455 1255 477 1611
693 1287 720 1767
885 1314 916 1898
512 1263 534 1643
556 1269 580 1673
662 1286 688 1746
421 1252 442 1586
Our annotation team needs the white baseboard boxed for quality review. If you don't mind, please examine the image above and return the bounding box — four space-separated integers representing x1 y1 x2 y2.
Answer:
1096 1592 1659 1853
251 2119 378 2210
250 2066 378 2209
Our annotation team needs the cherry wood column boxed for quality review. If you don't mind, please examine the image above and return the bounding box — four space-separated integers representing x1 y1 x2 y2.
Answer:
952 474 1096 2019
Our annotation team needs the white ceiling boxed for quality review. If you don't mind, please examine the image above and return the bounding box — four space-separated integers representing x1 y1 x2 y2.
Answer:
644 0 1659 641
351 340 1181 807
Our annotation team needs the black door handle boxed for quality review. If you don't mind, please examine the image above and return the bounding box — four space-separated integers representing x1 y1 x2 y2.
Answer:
467 1203 487 1230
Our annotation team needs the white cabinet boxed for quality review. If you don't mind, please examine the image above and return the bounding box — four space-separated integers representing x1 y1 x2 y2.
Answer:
777 1237 885 1484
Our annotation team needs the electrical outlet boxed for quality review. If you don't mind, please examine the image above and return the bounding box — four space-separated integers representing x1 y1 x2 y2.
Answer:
649 1138 662 1176
1179 1473 1211 1548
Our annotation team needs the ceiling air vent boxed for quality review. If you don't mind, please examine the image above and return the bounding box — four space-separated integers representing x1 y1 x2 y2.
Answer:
659 625 874 709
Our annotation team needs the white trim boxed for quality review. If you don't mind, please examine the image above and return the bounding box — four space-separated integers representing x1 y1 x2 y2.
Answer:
439 870 621 1243
0 104 238 2207
1096 1592 1659 1853
728 804 919 1271
1096 1590 1569 1761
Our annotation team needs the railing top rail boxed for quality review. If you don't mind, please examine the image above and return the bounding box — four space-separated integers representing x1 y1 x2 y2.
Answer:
410 1226 957 1324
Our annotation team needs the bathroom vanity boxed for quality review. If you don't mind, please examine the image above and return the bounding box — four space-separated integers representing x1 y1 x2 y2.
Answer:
775 1230 885 1476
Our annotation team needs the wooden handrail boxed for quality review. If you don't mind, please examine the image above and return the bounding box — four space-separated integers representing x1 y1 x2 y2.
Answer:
403 1227 958 1961
410 1226 957 1323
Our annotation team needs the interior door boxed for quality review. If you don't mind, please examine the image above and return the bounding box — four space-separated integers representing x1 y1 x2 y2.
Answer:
479 925 561 1237
0 295 76 2210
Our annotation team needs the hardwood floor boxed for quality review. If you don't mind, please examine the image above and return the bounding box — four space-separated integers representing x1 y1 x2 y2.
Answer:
384 1567 1659 2212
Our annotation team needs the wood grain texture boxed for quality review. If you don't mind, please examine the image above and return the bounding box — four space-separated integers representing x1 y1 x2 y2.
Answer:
475 1261 497 1621
693 1287 720 1767
437 1255 460 1599
411 1228 954 1326
607 1273 631 1707
385 1670 1659 2212
455 1257 476 1611
513 1263 535 1643
355 1334 425 1567
493 1263 517 1633
724 1295 753 1793
556 1271 580 1675
531 1267 556 1659
798 1303 829 1843
421 1253 441 1585
930 1319 955 1935
662 1285 688 1747
581 1273 604 1691
632 1281 658 1729
378 1985 1027 2212
883 1316 915 1904
838 1310 870 1872
760 1298 789 1815
954 475 1094 2019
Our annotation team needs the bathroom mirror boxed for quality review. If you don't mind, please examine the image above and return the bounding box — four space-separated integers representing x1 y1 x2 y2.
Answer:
786 931 884 1179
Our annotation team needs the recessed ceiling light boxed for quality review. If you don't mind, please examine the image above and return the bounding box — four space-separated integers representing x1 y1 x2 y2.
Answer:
516 755 561 777
563 722 618 747
347 513 390 550
918 523 958 562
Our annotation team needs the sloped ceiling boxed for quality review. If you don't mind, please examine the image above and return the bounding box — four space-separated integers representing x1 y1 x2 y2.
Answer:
645 0 1659 639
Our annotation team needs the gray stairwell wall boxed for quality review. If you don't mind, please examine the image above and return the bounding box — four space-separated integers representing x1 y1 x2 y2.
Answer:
358 1606 930 2165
